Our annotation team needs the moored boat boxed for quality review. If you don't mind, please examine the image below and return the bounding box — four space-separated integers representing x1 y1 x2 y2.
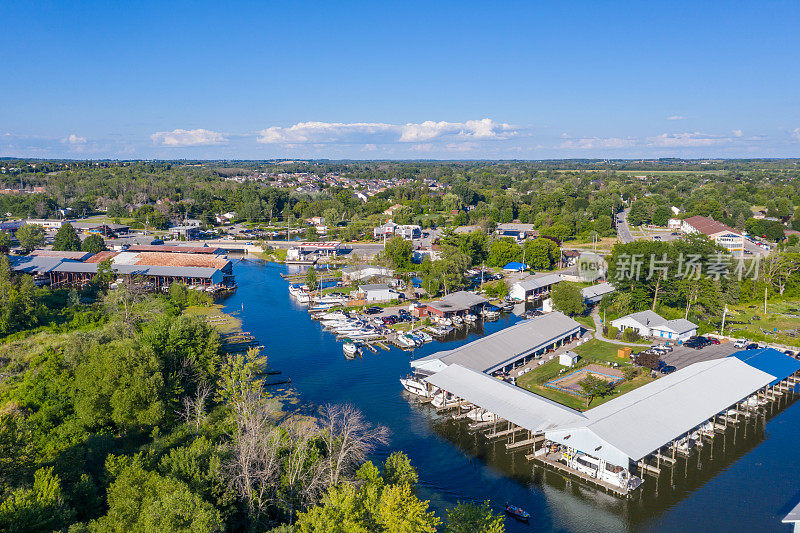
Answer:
504 504 530 522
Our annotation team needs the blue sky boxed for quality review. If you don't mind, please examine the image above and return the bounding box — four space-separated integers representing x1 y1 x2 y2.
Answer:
2 1 799 160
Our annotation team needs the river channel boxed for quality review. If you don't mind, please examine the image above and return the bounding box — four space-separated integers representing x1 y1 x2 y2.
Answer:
223 259 800 532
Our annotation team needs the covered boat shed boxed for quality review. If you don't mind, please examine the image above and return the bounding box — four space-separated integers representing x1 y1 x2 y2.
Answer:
544 355 800 468
412 311 581 374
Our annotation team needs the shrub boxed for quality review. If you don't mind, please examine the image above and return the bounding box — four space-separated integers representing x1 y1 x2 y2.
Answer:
622 329 640 342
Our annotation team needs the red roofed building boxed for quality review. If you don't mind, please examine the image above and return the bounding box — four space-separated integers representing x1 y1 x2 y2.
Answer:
681 215 744 255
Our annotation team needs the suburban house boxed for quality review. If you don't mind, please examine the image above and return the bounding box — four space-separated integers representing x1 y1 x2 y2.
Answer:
580 282 616 304
668 218 682 230
354 283 397 302
373 220 398 238
611 310 697 342
341 265 395 283
424 291 487 318
681 215 744 256
561 249 581 267
509 273 562 301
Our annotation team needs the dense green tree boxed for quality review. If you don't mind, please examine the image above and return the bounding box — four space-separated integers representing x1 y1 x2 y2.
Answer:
382 236 413 270
652 206 672 227
93 458 223 532
0 232 12 252
305 268 319 291
443 501 505 533
14 224 45 252
523 238 558 271
52 223 82 251
81 234 106 254
551 282 585 316
487 237 521 267
0 467 74 532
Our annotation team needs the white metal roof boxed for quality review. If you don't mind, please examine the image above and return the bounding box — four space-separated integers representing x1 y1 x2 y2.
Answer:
580 282 616 299
426 291 488 313
411 311 581 372
545 358 776 465
784 500 800 523
513 273 562 291
425 364 585 432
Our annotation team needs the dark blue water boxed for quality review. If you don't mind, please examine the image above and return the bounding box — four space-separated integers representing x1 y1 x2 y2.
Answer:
224 259 800 532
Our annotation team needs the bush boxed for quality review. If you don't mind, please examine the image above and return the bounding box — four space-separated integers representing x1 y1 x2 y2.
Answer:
604 325 619 339
622 366 639 380
622 329 640 342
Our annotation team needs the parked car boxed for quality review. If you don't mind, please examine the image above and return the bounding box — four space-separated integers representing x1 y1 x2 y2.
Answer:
660 365 677 374
733 339 749 348
708 338 720 345
652 344 673 352
745 343 759 350
364 306 382 315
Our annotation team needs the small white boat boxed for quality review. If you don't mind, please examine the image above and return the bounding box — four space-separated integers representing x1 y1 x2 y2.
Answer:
431 391 459 409
466 408 498 423
343 343 360 357
396 335 417 348
416 331 433 343
482 308 500 319
295 292 312 304
400 377 436 397
434 316 452 326
463 314 478 323
451 315 463 325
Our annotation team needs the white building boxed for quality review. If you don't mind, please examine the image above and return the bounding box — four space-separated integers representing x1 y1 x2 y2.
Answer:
559 351 580 367
396 224 421 240
611 310 697 342
668 218 682 230
509 274 562 301
580 282 616 305
681 215 744 256
342 265 394 283
356 283 396 302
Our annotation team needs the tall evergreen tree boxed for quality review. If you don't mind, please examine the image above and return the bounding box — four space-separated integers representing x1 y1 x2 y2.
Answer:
52 223 81 251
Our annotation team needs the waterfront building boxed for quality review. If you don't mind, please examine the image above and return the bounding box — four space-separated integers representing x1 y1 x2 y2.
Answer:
611 310 697 341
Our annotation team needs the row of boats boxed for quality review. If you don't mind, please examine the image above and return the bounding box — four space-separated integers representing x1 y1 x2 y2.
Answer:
399 375 500 422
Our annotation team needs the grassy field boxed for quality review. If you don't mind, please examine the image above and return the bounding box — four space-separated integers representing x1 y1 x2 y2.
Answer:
722 300 800 348
573 339 637 364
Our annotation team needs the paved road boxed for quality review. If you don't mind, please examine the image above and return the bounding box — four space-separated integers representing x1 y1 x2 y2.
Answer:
616 208 634 243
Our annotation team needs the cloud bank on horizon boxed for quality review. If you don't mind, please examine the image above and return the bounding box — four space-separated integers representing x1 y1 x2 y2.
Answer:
1 119 798 159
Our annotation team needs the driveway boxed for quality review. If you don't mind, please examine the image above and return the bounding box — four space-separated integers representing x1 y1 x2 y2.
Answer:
661 342 739 369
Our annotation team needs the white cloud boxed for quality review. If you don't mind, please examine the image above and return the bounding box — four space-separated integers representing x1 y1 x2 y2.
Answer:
150 128 226 146
732 129 743 137
646 132 730 148
559 137 636 149
792 128 800 140
257 122 395 144
666 115 686 120
62 133 87 144
256 118 517 145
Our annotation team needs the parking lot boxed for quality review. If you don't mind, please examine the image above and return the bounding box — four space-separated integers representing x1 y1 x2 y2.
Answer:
661 342 741 369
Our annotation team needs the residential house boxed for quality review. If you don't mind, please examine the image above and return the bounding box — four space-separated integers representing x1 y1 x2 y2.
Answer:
611 310 697 342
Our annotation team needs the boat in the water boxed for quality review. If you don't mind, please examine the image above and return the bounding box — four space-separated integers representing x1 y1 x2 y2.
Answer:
463 314 478 323
466 408 498 423
504 504 530 522
451 315 463 325
482 307 501 320
343 343 360 358
396 334 417 348
400 376 437 397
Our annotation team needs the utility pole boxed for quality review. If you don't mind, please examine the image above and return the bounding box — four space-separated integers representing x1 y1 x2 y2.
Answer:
721 304 728 336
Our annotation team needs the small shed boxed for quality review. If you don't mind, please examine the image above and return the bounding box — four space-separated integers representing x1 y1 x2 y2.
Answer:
559 351 579 367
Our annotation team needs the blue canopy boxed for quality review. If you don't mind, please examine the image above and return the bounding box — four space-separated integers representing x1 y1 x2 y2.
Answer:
729 348 800 386
503 262 528 271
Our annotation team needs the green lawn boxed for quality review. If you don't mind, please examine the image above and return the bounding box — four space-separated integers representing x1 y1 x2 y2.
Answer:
573 315 596 331
515 356 656 411
573 339 636 364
